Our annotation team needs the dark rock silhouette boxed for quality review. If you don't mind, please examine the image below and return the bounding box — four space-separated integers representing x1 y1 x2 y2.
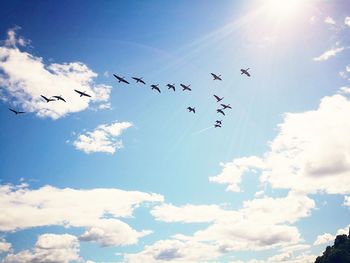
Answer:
315 228 350 263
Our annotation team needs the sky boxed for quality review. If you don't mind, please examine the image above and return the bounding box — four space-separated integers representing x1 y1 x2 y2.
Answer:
0 0 350 262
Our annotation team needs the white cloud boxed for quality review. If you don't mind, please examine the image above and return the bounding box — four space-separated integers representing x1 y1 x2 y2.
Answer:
79 219 152 247
324 16 336 25
4 234 80 263
0 28 111 119
73 121 132 154
313 47 344 61
209 156 265 192
0 239 11 254
148 191 313 256
151 204 233 223
0 184 163 247
214 93 350 194
124 239 222 263
345 196 350 206
313 233 334 246
345 17 350 27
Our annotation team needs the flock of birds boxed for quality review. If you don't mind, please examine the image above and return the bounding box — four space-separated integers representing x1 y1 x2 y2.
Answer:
113 68 251 128
8 68 252 129
8 89 93 115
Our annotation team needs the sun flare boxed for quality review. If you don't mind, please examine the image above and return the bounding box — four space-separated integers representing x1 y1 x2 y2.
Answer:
264 0 305 20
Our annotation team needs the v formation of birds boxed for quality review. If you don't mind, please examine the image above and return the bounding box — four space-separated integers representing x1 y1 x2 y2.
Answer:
8 69 251 130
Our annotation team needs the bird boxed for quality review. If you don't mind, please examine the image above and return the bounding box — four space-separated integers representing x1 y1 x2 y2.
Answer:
181 84 191 91
41 95 55 103
221 104 232 110
52 95 66 102
113 74 130 84
167 84 176 91
187 107 195 113
132 77 146 84
211 73 222 81
214 124 222 128
151 84 161 93
74 89 92 98
217 109 225 116
9 108 25 115
216 120 222 125
214 95 224 102
240 68 251 77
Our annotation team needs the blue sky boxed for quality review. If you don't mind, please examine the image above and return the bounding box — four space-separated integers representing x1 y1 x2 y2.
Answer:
0 0 350 262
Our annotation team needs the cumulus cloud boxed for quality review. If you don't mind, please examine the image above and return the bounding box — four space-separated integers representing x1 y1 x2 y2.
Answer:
0 239 11 254
209 156 265 192
345 196 350 206
345 17 350 27
144 191 314 260
124 239 222 263
0 184 163 247
313 47 344 61
151 204 234 223
313 233 334 246
73 121 133 154
0 27 111 119
213 92 350 194
79 219 152 247
4 234 79 263
324 16 336 25
313 224 350 246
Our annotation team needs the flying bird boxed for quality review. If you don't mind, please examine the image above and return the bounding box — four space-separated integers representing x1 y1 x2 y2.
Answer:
41 95 55 103
151 84 161 93
113 74 130 84
187 107 195 113
217 109 225 116
9 108 25 115
240 68 251 77
132 77 146 84
211 73 222 81
214 95 224 102
167 84 175 91
216 120 222 125
74 89 92 98
53 95 66 102
221 104 232 110
181 84 191 91
214 124 222 128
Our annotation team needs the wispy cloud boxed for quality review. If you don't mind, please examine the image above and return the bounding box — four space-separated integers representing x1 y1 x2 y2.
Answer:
73 121 132 154
0 27 111 119
313 47 344 61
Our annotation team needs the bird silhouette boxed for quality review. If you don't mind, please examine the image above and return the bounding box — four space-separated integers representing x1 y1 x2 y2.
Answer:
167 84 176 91
9 108 25 115
221 104 232 109
113 74 130 84
151 84 161 93
187 107 196 113
240 68 251 77
74 90 92 98
181 84 191 91
41 95 55 103
214 95 224 102
217 109 225 116
53 95 66 102
211 73 222 81
132 77 146 84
